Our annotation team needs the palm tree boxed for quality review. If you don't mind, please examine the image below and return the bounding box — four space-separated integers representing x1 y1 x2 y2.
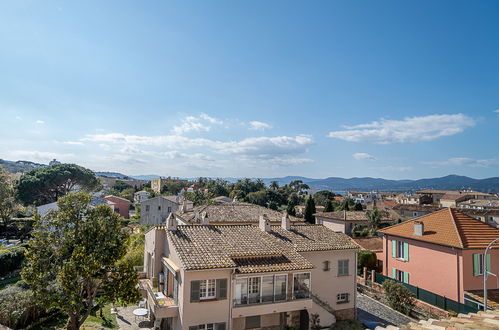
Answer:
365 209 382 235
269 181 279 190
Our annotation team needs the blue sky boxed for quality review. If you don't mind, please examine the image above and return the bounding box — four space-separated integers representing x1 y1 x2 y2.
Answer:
1 1 498 179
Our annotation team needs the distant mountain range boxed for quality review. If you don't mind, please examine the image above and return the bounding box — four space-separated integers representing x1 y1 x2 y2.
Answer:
1 158 498 193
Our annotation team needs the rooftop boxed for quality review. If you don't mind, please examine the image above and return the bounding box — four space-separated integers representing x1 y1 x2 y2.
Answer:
164 224 358 273
352 237 383 252
175 202 303 224
379 208 499 249
392 204 441 212
314 210 393 222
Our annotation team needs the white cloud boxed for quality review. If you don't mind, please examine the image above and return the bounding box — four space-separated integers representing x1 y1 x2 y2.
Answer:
249 121 272 130
7 150 75 162
200 113 223 124
63 141 84 146
422 157 499 168
353 152 376 161
327 114 475 144
494 109 499 117
15 116 22 120
372 166 413 172
172 113 223 135
81 133 313 161
35 120 45 124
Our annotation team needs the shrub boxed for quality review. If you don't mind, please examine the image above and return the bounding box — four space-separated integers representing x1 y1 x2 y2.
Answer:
358 250 377 271
382 279 415 315
0 243 27 275
0 285 46 329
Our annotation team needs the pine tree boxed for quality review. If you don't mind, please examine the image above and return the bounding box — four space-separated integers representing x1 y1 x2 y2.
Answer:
323 200 334 212
304 196 316 224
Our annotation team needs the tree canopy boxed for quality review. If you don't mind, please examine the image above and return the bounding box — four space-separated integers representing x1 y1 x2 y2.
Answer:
0 165 22 228
17 164 101 205
22 192 139 330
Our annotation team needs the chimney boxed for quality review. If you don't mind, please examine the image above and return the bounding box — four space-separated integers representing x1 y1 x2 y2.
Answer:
166 213 177 231
181 199 188 213
200 211 209 225
259 214 271 232
282 213 291 230
413 220 424 236
344 209 347 220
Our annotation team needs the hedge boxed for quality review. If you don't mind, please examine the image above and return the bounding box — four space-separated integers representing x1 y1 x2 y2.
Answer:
0 243 27 275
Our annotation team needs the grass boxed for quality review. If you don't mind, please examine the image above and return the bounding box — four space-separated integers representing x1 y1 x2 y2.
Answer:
0 274 20 289
332 319 364 330
82 303 119 329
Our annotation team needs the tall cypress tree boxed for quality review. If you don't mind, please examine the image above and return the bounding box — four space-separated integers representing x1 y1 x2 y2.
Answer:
304 196 316 224
324 200 334 212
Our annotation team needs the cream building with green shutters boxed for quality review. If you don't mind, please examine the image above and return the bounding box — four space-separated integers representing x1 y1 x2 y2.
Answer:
141 214 359 329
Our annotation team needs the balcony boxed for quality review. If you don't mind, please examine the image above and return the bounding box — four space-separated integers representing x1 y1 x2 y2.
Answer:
139 279 178 319
232 295 312 318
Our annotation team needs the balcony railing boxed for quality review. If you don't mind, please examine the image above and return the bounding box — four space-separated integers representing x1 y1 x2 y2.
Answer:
233 292 310 307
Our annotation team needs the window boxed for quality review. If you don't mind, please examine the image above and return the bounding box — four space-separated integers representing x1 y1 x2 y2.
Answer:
145 205 150 212
392 268 409 283
248 277 260 304
245 316 261 329
392 240 409 261
189 323 226 330
158 205 161 211
168 206 172 212
337 293 349 303
323 260 330 271
199 279 216 300
274 274 287 301
293 273 311 299
338 259 349 276
234 274 288 306
473 254 490 276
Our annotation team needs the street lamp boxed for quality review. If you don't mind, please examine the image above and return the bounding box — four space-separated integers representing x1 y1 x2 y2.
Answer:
484 237 499 311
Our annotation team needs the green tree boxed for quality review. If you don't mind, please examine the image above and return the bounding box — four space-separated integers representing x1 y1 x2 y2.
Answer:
269 181 279 190
366 209 383 235
358 250 377 271
304 196 316 224
286 200 297 216
22 192 139 330
17 164 101 205
353 202 363 211
382 280 415 315
0 165 22 229
246 190 268 207
323 200 334 212
112 180 132 192
313 190 334 206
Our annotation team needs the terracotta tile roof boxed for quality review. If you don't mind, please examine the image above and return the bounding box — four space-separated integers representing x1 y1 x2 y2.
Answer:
379 208 499 249
314 210 393 222
166 225 314 273
392 204 441 212
165 224 357 273
269 225 359 252
388 310 499 330
352 237 383 251
175 202 303 224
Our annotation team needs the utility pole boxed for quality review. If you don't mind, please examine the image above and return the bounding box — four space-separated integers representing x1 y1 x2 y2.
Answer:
484 238 499 311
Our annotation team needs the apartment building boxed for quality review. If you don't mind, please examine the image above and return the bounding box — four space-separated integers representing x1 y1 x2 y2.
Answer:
104 195 131 219
379 208 499 308
391 204 440 220
142 215 359 329
314 210 393 236
141 196 193 225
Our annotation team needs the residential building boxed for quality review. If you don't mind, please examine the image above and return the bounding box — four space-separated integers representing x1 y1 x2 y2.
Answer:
135 190 151 204
366 200 398 212
347 191 381 205
104 195 131 219
378 208 499 307
352 237 384 270
174 202 303 225
458 199 499 210
416 190 496 206
314 210 393 236
141 196 193 225
459 209 499 228
295 204 325 217
392 204 440 220
36 195 115 217
142 215 359 329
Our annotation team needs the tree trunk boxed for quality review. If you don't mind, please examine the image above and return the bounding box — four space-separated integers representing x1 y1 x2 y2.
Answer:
66 314 80 330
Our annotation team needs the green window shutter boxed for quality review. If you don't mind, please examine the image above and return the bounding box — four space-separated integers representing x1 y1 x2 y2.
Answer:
215 323 226 330
486 254 491 272
404 242 409 262
216 278 227 300
392 268 396 279
473 254 480 276
190 280 200 302
403 272 409 284
392 240 397 258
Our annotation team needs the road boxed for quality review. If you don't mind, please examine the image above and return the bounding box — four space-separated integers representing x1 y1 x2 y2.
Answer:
356 293 414 327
